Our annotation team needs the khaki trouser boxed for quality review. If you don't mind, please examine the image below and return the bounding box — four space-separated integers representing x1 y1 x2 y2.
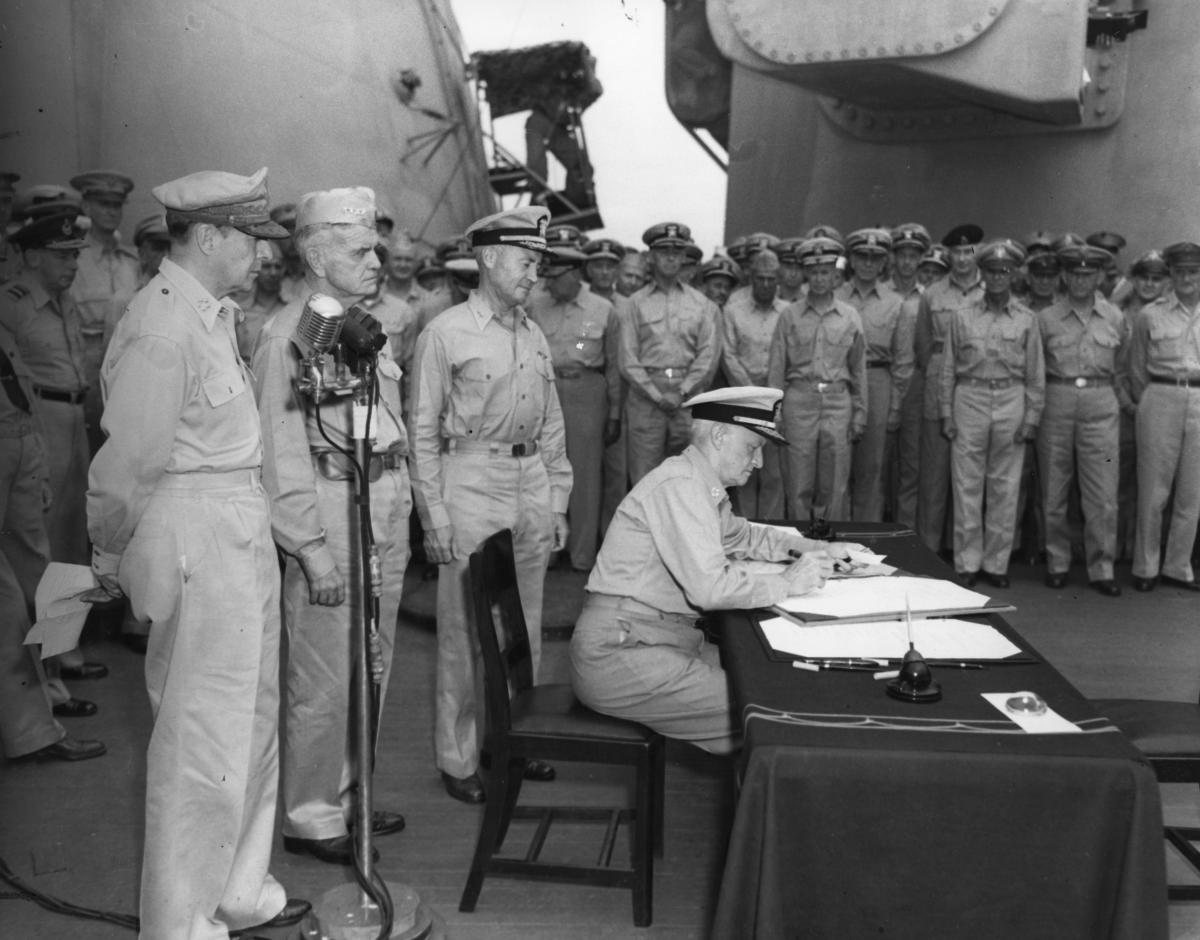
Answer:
125 471 286 940
558 371 607 569
851 366 892 522
1116 410 1138 561
950 383 1025 575
600 389 629 535
890 367 923 527
917 355 952 551
281 465 411 840
626 386 692 485
781 384 852 522
1037 385 1119 581
1133 385 1200 581
435 451 554 779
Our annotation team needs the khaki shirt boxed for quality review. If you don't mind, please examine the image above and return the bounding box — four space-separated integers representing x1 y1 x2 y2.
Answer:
232 287 288 364
1128 290 1200 401
88 258 263 567
587 445 806 614
1038 297 1127 379
884 277 922 303
0 277 87 391
408 290 572 531
721 290 787 386
620 280 721 404
527 282 621 421
252 295 409 563
0 328 40 440
915 274 983 370
364 289 422 414
837 280 914 426
940 296 1045 424
70 230 139 339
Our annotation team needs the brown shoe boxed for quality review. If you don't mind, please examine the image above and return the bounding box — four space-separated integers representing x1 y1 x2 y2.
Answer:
52 698 98 718
442 771 486 804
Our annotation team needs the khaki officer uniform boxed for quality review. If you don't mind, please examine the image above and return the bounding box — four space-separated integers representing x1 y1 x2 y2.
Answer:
914 226 985 551
571 391 809 755
362 288 420 416
410 268 572 780
1036 249 1128 586
721 281 787 517
88 169 292 939
839 229 913 522
255 274 412 844
528 278 619 570
1128 241 1200 586
941 244 1045 579
621 222 721 484
767 238 866 523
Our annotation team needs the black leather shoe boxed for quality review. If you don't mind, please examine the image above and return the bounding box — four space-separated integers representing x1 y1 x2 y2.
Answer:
234 898 312 934
1160 575 1200 592
1044 573 1068 589
23 736 106 762
1132 576 1156 592
981 571 1010 588
442 772 486 804
370 810 406 836
523 759 556 782
52 698 97 718
122 633 148 655
1089 579 1122 597
958 571 979 587
59 662 108 680
283 834 379 866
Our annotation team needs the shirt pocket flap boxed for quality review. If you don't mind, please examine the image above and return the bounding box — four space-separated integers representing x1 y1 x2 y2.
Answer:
202 369 246 408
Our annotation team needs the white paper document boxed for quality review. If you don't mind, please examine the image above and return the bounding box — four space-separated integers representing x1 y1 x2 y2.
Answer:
24 563 96 659
758 615 1023 661
981 693 1082 734
776 575 992 619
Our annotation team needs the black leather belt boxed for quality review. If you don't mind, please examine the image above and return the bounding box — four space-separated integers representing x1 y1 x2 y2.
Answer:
867 360 890 369
555 364 604 379
33 385 87 404
1046 375 1113 388
1150 376 1200 388
313 448 407 483
958 377 1021 390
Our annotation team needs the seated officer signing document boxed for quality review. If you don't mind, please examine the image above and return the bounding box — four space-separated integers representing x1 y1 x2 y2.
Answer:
569 386 864 754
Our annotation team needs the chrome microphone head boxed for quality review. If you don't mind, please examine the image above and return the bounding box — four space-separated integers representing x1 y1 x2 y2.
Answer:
295 292 345 359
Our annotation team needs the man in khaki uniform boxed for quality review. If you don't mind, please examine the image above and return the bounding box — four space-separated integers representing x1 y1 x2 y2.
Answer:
87 167 308 938
409 205 571 804
940 240 1045 587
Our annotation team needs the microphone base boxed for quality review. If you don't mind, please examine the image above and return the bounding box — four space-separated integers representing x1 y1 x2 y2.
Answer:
886 678 943 703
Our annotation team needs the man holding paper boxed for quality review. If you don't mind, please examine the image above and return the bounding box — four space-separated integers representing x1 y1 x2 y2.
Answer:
569 386 862 754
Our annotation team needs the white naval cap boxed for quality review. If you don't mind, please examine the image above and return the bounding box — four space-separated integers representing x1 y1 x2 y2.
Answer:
683 386 786 445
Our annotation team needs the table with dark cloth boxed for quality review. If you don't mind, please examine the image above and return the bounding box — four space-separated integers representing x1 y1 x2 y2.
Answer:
711 524 1167 940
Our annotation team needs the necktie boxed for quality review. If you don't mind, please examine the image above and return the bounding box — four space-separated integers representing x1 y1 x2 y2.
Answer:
0 345 31 413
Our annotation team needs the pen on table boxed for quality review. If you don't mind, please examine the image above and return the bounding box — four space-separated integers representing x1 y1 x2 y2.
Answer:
792 661 880 673
873 661 986 679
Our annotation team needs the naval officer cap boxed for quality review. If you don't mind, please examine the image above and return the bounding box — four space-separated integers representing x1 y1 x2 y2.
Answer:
684 386 787 445
582 237 625 262
976 239 1026 271
798 236 844 266
804 223 844 243
701 256 740 284
890 223 931 252
1023 230 1057 257
8 209 89 252
1026 251 1061 275
775 237 805 264
70 169 134 201
12 183 81 222
1086 231 1126 254
295 186 378 231
1051 231 1086 254
919 245 951 272
942 223 984 247
683 241 703 263
1131 249 1168 276
1164 242 1200 268
1059 244 1112 273
643 221 692 250
544 224 588 264
467 205 551 253
846 227 892 255
153 167 289 238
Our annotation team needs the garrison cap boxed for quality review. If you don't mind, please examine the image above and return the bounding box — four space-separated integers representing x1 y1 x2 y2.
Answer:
582 237 624 262
133 213 169 247
701 257 740 283
296 187 377 231
799 236 844 266
890 223 931 252
153 167 289 238
1164 242 1200 267
942 224 983 247
643 221 691 250
682 242 703 263
976 239 1026 270
1026 251 1061 275
1131 249 1168 276
467 205 551 253
684 386 787 446
919 245 951 271
0 171 18 195
846 227 892 254
70 170 134 201
1086 231 1126 254
804 224 843 243
1051 232 1086 254
1059 245 1112 272
1023 230 1057 256
9 209 89 251
13 184 81 222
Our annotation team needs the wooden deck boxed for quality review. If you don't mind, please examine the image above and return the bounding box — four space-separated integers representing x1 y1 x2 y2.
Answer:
4 558 1200 938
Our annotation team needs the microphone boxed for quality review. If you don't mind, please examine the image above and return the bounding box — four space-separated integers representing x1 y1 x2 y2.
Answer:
340 306 388 357
294 293 345 396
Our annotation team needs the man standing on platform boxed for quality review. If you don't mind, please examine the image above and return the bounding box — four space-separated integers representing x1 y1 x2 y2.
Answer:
87 167 309 938
838 228 912 522
409 205 572 804
940 240 1044 588
767 236 866 523
722 249 787 518
621 221 721 484
254 186 412 864
915 224 985 553
528 233 620 571
1037 245 1126 596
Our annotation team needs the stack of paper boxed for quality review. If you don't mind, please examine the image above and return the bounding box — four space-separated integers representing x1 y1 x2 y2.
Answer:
776 575 993 620
758 615 1022 660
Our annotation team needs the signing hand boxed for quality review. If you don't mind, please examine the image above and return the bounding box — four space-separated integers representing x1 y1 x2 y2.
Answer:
784 553 834 595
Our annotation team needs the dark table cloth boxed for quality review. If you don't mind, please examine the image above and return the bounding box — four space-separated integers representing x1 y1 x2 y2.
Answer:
711 525 1167 940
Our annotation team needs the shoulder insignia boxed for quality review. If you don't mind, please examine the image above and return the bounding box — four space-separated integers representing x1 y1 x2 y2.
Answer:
3 282 29 300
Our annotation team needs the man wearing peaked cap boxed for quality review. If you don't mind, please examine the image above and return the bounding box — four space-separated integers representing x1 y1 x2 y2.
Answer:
87 167 309 937
581 237 625 301
776 237 807 302
1087 231 1130 303
917 245 950 286
681 241 703 287
409 204 572 804
701 256 740 309
623 220 722 484
546 223 586 251
887 223 930 302
913 223 984 554
252 186 413 863
0 171 21 281
1126 239 1200 592
805 223 844 244
570 385 864 753
1023 250 1062 312
131 213 170 286
11 183 81 223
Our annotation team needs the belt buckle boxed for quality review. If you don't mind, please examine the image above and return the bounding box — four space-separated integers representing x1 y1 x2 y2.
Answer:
512 443 528 457
1075 376 1087 388
663 367 676 379
816 381 829 393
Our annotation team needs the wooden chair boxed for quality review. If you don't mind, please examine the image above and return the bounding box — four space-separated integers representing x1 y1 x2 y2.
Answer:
459 529 665 926
1093 694 1200 898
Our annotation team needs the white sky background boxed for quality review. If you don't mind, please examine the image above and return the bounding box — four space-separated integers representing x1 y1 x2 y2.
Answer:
452 0 727 252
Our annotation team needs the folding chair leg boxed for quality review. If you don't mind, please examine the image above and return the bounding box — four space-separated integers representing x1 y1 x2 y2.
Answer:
493 758 526 850
460 762 515 912
632 749 655 927
652 736 666 858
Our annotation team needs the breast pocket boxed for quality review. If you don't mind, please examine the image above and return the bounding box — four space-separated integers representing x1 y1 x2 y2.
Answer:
998 323 1027 370
635 307 666 346
202 368 246 408
786 322 819 367
573 321 604 361
1149 322 1186 363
